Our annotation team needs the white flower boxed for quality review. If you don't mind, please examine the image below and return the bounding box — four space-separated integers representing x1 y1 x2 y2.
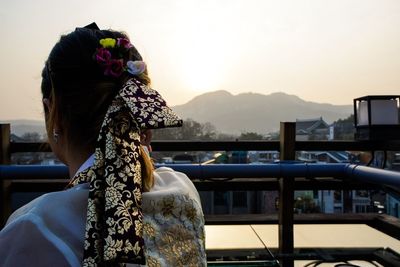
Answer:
127 61 146 75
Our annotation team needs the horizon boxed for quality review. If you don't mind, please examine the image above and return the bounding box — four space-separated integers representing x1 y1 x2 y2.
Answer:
1 89 354 137
0 89 354 122
1 0 399 120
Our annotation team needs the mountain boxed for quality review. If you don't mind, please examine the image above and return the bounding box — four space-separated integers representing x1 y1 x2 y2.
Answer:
172 90 353 134
0 120 46 137
1 91 353 136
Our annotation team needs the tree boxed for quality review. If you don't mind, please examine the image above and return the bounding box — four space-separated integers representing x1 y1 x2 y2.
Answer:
238 132 264 140
266 131 280 140
151 119 267 141
152 119 218 140
181 119 203 139
215 133 236 141
201 122 217 140
21 132 42 142
294 195 320 213
333 114 355 140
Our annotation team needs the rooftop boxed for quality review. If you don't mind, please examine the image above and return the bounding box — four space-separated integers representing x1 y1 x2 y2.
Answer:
1 122 400 266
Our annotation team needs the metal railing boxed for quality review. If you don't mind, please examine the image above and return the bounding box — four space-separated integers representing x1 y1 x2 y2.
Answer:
2 123 400 266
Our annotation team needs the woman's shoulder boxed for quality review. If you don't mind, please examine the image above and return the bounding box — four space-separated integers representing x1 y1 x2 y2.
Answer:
0 184 89 267
153 166 193 184
152 167 197 193
6 184 89 227
145 167 202 206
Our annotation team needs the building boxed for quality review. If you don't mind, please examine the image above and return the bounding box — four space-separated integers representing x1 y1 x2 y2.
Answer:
296 117 330 141
297 150 349 163
199 191 266 214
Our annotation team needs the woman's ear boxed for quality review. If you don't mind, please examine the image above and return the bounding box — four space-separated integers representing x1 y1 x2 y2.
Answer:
43 98 62 134
140 129 152 147
43 98 51 112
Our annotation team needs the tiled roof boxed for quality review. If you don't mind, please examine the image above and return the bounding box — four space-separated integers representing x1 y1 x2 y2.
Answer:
296 117 329 133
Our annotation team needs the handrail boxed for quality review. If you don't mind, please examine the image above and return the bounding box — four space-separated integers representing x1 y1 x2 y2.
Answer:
0 163 345 180
346 164 400 187
3 123 400 267
1 162 399 187
8 139 400 152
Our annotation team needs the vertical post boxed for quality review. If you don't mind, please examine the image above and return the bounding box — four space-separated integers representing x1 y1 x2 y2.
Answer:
0 124 11 227
343 190 353 213
279 122 295 267
0 124 11 164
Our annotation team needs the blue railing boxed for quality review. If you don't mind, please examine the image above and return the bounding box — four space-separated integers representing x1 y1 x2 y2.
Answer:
1 163 400 187
2 122 400 266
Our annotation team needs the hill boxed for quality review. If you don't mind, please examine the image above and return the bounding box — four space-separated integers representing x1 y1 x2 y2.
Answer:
1 91 353 136
0 120 46 137
172 91 352 134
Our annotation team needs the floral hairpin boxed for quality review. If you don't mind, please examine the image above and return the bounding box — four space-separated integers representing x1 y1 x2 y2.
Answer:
94 37 146 78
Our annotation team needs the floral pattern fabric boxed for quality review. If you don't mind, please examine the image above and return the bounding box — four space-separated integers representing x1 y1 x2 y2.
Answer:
142 195 206 267
141 169 207 267
70 78 182 266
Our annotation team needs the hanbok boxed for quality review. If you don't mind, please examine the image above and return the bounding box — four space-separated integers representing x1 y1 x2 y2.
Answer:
0 167 206 267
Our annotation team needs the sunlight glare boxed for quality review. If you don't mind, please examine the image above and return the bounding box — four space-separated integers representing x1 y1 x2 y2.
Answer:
172 1 231 93
179 42 223 93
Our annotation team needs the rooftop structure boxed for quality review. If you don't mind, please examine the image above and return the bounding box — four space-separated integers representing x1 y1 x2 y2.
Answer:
295 117 331 141
1 123 400 266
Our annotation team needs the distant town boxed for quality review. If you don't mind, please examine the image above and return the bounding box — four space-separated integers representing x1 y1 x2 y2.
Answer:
7 115 400 220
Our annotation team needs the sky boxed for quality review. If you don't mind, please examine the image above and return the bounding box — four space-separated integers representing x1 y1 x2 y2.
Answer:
0 0 399 120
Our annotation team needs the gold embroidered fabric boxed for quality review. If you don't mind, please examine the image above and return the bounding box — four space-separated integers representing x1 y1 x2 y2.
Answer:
69 78 182 266
142 193 207 267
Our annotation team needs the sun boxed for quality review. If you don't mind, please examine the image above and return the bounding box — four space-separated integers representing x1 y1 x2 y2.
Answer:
180 48 223 93
171 4 230 94
174 33 227 93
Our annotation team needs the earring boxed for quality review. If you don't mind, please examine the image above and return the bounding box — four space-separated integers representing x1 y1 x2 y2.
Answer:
53 129 59 144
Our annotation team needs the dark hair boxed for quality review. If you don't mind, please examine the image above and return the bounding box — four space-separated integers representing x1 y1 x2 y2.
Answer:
41 27 149 151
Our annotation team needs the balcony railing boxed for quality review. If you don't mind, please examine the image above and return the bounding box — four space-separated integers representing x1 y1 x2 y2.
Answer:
1 123 400 266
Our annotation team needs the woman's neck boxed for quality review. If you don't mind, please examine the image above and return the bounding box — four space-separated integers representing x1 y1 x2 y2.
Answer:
66 148 93 179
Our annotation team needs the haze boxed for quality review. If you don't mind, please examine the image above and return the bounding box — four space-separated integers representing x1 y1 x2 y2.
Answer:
0 0 399 120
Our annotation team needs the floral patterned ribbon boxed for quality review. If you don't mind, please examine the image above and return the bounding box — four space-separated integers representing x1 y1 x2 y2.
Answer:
70 78 182 266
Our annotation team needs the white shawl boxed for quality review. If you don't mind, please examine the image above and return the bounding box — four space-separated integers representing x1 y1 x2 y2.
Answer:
0 167 206 267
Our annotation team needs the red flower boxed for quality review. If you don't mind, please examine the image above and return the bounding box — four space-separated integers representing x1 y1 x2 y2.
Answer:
117 38 133 49
104 59 124 77
95 48 112 65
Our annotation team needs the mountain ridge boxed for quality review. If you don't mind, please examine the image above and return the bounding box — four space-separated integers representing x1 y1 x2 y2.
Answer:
172 90 352 134
0 119 46 137
1 91 353 135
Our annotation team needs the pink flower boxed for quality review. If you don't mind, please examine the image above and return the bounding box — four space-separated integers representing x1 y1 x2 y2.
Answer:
95 48 112 65
117 38 133 49
104 59 124 77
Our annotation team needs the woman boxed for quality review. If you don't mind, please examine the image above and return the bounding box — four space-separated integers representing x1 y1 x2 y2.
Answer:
0 23 206 266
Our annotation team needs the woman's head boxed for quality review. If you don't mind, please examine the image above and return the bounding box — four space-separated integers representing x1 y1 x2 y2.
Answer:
41 26 149 154
43 24 184 264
